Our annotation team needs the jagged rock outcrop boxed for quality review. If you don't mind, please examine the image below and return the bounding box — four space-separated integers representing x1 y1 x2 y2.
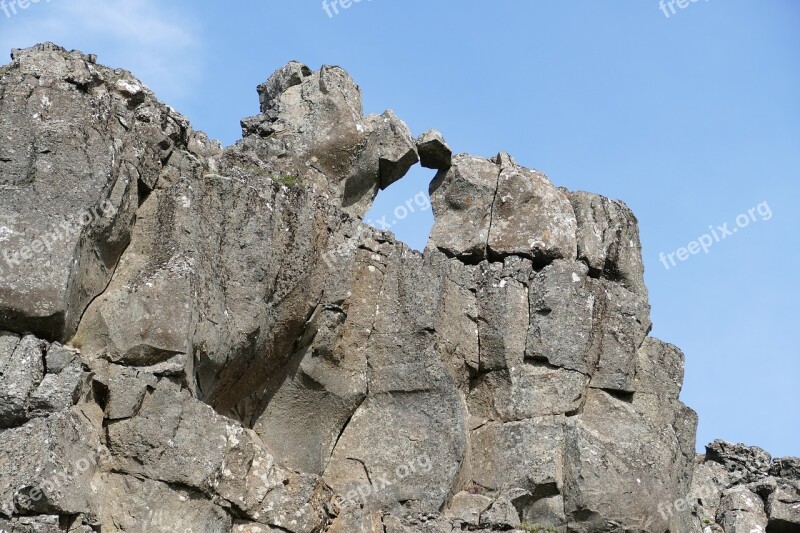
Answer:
417 130 452 171
234 60 419 217
0 43 794 532
679 441 800 532
0 44 193 343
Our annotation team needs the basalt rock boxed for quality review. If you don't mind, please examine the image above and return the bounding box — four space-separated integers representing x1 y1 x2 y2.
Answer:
416 130 452 171
427 153 578 265
0 43 789 532
233 60 418 217
0 43 203 343
684 441 800 532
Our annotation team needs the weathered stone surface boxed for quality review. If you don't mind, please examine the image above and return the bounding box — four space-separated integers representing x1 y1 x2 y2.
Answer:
718 487 769 533
0 334 82 427
444 492 491 525
467 364 586 423
428 154 499 261
0 514 93 532
417 129 452 170
633 337 685 399
568 191 646 297
687 459 731 525
256 60 312 112
235 62 418 217
0 334 45 427
480 495 521 529
469 418 564 495
0 404 103 518
364 110 420 190
94 473 233 532
475 258 531 372
563 389 697 532
96 362 156 420
766 481 800 531
218 423 331 532
526 260 596 374
106 380 229 489
487 155 577 263
0 43 787 533
322 391 464 515
100 373 330 531
706 439 773 485
0 43 196 342
428 153 578 265
589 280 651 392
522 494 567 528
772 457 800 479
687 442 800 532
525 260 651 393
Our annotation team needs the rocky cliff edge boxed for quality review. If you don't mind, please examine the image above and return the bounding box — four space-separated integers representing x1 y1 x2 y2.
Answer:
0 43 797 533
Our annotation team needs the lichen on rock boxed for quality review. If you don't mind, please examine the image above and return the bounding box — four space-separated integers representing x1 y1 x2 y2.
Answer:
0 43 796 533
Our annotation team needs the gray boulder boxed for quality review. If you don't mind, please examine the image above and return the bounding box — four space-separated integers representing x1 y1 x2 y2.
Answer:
706 439 774 485
417 129 452 170
718 487 769 533
766 481 800 531
568 191 647 297
0 333 82 427
234 62 418 217
487 154 577 264
428 153 577 264
688 442 800 532
428 154 499 261
0 43 197 342
0 404 103 518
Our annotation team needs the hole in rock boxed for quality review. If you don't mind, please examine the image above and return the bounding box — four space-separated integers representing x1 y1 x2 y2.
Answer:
604 388 635 403
137 177 152 207
363 163 436 251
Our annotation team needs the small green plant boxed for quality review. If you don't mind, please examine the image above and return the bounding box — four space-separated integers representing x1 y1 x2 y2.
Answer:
703 518 712 525
233 158 299 187
275 174 298 187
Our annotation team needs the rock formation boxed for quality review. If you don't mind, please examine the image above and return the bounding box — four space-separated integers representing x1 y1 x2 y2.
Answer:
0 43 796 532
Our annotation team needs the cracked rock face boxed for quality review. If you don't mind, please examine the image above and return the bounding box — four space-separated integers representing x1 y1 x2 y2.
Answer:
234 60 419 217
428 153 578 265
0 44 188 342
0 42 794 533
685 441 800 532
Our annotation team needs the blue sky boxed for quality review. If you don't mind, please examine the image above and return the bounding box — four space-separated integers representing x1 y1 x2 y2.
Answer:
2 1 797 457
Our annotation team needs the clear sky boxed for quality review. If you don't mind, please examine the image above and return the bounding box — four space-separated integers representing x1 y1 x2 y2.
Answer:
2 1 797 457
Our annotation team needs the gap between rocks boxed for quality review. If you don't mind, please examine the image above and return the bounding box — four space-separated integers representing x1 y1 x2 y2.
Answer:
363 163 436 252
